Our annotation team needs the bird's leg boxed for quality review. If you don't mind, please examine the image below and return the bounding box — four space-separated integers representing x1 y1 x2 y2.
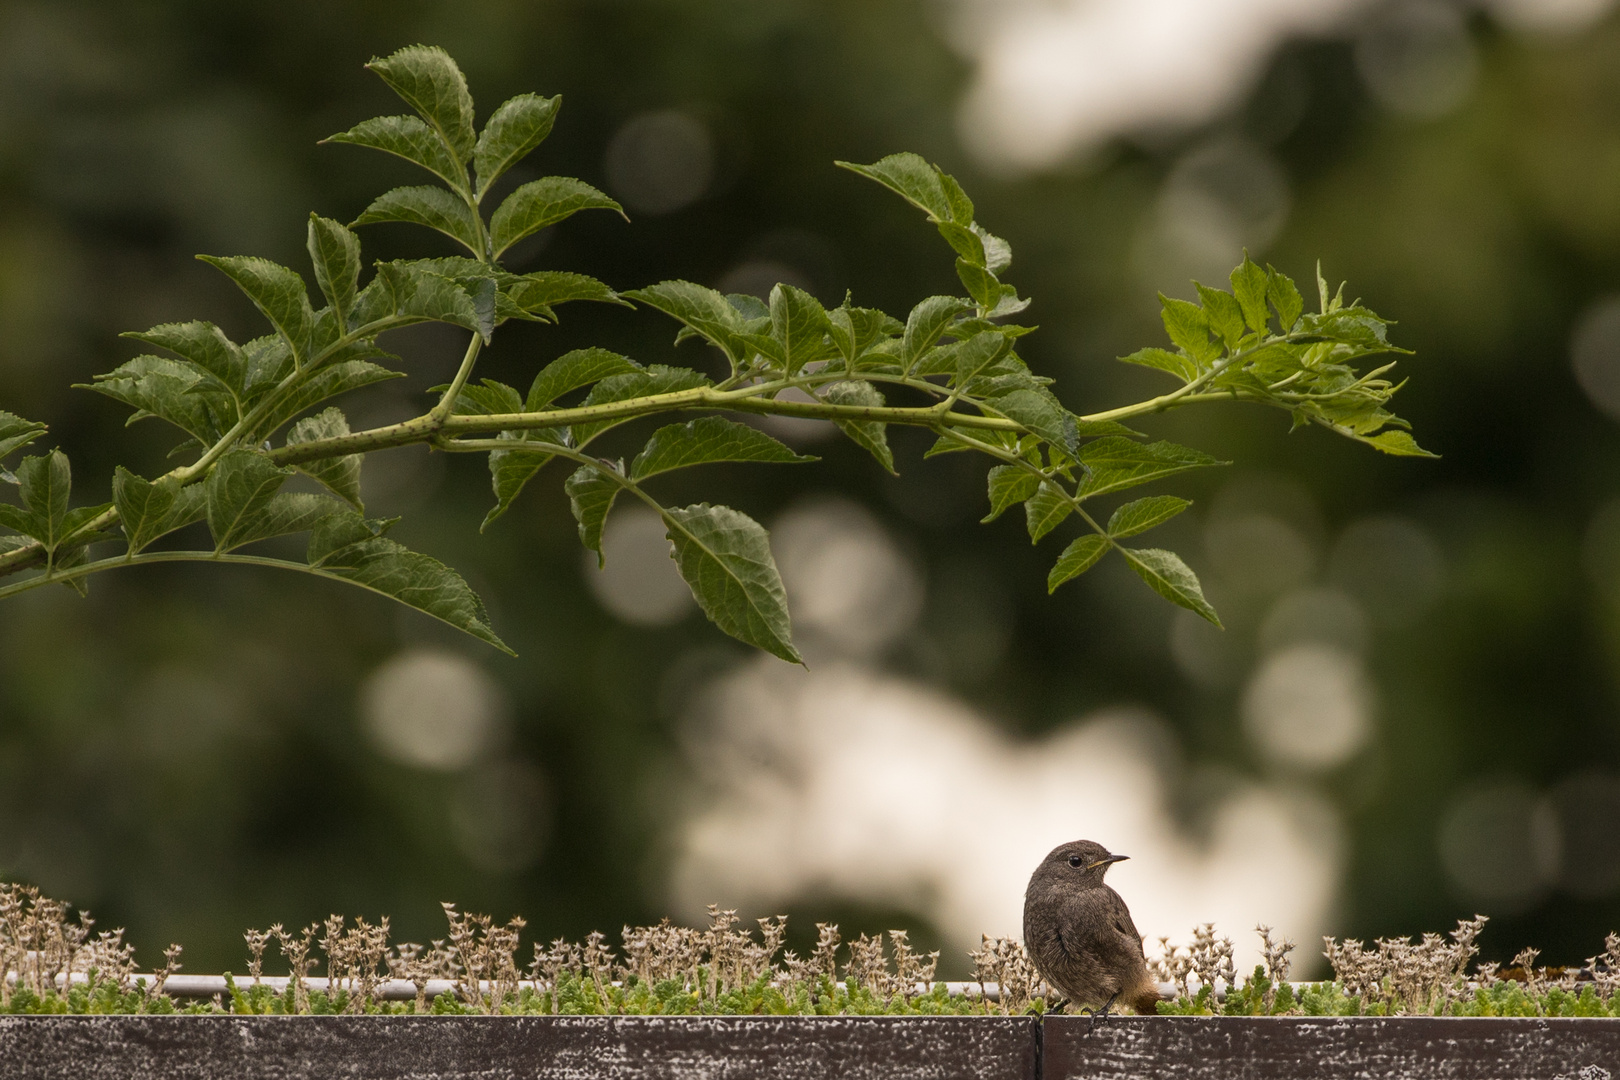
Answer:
1084 992 1120 1034
1045 994 1070 1016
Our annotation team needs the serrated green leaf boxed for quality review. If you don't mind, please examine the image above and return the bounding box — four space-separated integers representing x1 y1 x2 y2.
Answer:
1107 495 1191 538
822 379 895 474
198 256 314 362
1360 429 1439 457
569 365 711 446
986 291 1032 320
938 222 986 265
1024 481 1072 543
1159 295 1219 366
474 93 561 197
505 271 624 316
205 450 293 552
826 305 900 364
836 153 970 225
974 224 1012 275
246 360 404 443
223 491 343 553
82 356 237 443
353 186 482 255
481 436 556 531
981 465 1040 523
565 463 622 566
366 45 476 164
951 331 1011 386
1122 546 1221 626
956 260 1004 311
286 407 363 510
8 452 70 550
323 114 466 191
923 435 973 458
0 502 35 539
122 322 248 399
449 379 524 416
51 532 94 594
1078 438 1222 498
902 296 971 373
307 510 393 566
1195 283 1246 350
0 412 48 462
527 348 642 410
987 387 1077 454
59 503 112 541
663 502 799 663
1267 265 1304 331
1118 346 1197 383
307 215 362 325
624 280 751 364
1300 307 1394 349
938 171 974 225
630 416 815 481
375 261 482 332
112 468 207 553
727 293 770 321
1231 256 1270 333
769 284 833 375
489 177 623 258
1047 534 1109 593
307 510 510 653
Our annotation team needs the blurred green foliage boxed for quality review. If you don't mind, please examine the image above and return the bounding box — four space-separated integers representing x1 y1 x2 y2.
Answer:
1 0 1620 979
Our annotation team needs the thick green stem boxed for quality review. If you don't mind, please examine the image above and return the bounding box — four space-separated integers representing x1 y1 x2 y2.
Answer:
429 334 484 423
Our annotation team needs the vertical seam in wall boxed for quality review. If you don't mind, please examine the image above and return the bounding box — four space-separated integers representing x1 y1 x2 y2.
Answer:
1034 1015 1045 1080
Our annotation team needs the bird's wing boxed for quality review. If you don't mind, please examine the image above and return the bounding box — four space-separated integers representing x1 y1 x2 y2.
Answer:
1097 887 1148 959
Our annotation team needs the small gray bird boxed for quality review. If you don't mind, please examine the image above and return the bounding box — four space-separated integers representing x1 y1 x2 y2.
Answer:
1023 839 1160 1018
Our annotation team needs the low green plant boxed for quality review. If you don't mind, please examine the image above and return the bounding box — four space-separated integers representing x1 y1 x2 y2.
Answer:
12 880 1620 1018
0 880 1052 1016
1154 919 1620 1017
0 45 1428 660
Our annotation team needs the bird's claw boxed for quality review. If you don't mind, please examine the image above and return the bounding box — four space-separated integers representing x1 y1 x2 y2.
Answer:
1083 992 1120 1035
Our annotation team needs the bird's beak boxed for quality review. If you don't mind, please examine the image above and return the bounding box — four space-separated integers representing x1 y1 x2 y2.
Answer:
1087 855 1129 870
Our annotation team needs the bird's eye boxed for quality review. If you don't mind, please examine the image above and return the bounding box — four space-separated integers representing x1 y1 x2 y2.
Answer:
1068 855 1083 867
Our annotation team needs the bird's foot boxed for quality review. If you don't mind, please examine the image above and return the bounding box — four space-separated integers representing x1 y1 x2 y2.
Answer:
1044 995 1070 1016
1083 992 1120 1035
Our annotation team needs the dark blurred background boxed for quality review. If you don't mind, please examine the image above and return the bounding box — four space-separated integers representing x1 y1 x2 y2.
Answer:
4 0 1620 978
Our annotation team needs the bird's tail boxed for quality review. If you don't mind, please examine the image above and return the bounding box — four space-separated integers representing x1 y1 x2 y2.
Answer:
1127 984 1162 1016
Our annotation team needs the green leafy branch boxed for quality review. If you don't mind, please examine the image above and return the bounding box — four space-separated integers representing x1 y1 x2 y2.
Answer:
0 45 1431 660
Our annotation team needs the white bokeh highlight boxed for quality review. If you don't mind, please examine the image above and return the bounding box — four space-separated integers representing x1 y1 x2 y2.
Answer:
604 110 714 216
772 498 924 658
951 0 1375 171
586 505 695 627
1242 643 1374 771
1353 1 1478 120
1572 295 1620 423
949 0 1616 172
360 648 508 771
1437 780 1561 913
670 658 1342 975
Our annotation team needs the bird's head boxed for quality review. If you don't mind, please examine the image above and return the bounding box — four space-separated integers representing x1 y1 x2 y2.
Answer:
1036 839 1129 887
